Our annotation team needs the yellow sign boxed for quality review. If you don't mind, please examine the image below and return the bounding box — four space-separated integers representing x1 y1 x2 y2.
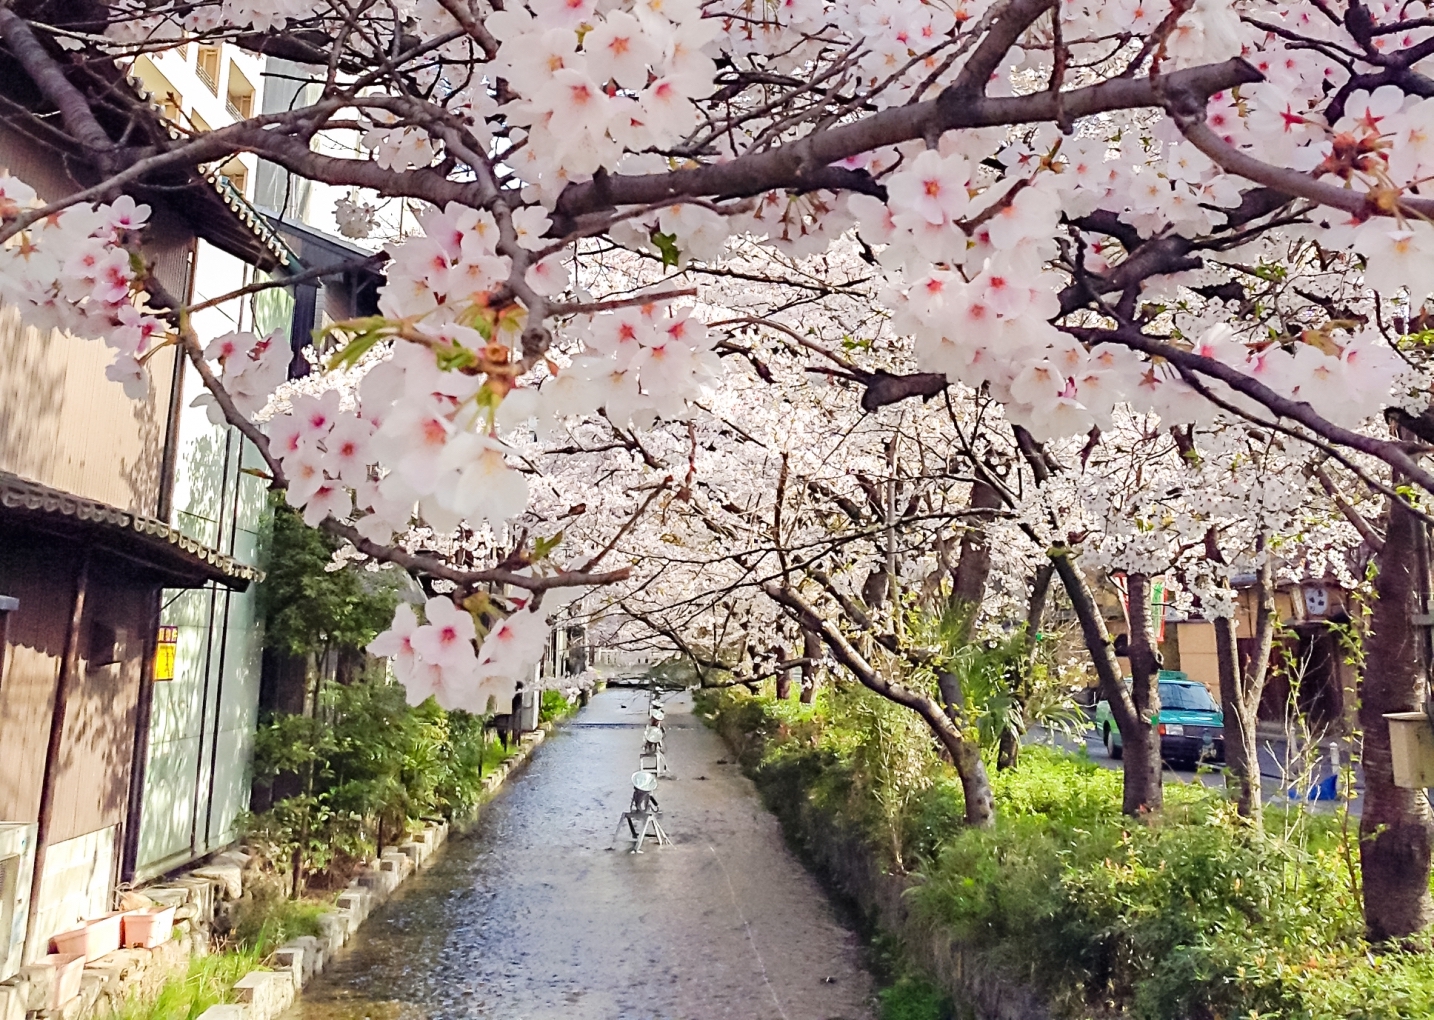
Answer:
154 625 178 681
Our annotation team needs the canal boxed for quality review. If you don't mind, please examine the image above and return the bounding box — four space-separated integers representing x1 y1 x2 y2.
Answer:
282 688 875 1020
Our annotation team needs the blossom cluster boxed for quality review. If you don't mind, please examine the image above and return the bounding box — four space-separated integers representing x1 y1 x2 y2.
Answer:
0 178 168 398
367 597 550 714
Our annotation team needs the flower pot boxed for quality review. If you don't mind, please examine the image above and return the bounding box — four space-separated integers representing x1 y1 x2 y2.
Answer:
121 906 175 948
49 911 123 961
40 954 85 1009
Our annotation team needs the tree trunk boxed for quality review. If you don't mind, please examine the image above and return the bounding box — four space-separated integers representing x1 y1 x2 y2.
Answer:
998 563 1055 771
800 628 819 703
1359 491 1434 942
774 643 792 699
1213 556 1275 822
1050 551 1162 814
766 583 994 826
948 479 1004 641
1123 573 1164 816
1215 615 1261 820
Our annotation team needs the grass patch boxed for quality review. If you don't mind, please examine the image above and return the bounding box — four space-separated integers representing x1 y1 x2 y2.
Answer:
231 895 329 953
878 976 950 1020
103 880 336 1020
102 947 264 1020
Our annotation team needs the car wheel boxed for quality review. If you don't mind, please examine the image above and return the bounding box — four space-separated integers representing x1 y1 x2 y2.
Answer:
1105 725 1122 760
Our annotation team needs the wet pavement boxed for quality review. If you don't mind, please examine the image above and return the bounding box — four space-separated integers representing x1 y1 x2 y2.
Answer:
283 688 874 1020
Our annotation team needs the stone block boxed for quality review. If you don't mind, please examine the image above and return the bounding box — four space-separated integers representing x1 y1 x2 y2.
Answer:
369 867 399 898
89 948 149 981
315 913 347 955
352 869 388 899
194 1005 249 1020
20 954 85 1011
335 891 369 924
269 948 304 992
172 878 215 920
142 887 190 909
211 850 251 870
379 852 412 881
189 864 243 901
233 971 293 1020
398 842 425 867
294 935 326 975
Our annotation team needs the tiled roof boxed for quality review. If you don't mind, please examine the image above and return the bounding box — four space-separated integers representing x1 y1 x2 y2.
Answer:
0 472 262 589
123 74 299 271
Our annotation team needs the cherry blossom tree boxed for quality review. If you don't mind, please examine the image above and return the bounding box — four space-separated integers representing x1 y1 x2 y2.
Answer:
7 0 1434 937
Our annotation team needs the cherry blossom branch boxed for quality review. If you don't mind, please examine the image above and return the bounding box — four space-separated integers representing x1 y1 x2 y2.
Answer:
579 482 671 573
1311 463 1386 552
1174 113 1434 221
187 253 391 315
1087 327 1434 497
149 278 631 595
325 519 632 591
548 288 698 317
551 58 1262 227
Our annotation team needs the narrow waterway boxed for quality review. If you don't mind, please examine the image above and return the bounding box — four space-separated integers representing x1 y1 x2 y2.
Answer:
283 688 875 1020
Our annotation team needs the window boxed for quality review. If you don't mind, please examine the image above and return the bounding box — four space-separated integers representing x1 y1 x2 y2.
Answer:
189 110 210 134
196 45 220 93
1159 683 1218 712
226 63 254 119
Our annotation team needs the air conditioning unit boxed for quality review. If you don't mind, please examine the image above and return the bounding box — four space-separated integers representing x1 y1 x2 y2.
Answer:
0 823 37 981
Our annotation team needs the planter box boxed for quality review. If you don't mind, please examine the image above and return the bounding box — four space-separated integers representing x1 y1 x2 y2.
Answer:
49 913 123 961
121 906 175 948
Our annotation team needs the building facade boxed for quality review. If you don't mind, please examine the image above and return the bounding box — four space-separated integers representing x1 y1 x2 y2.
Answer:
0 34 288 968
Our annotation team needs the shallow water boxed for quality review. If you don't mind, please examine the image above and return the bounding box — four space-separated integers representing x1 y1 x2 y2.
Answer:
281 689 874 1020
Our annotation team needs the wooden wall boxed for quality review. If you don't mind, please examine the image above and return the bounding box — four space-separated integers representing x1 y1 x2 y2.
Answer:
0 115 191 518
0 527 153 843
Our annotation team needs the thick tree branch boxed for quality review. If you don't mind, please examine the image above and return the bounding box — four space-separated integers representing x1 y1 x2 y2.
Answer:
552 58 1262 228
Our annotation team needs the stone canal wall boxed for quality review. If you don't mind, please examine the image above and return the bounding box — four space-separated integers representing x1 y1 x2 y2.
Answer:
0 729 548 1020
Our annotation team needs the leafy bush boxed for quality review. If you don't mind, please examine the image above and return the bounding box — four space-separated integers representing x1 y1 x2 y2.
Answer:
878 976 950 1020
706 686 1434 1020
539 688 573 723
246 677 495 892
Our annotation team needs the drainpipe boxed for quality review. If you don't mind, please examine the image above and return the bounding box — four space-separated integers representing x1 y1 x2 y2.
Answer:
26 546 91 961
187 429 234 856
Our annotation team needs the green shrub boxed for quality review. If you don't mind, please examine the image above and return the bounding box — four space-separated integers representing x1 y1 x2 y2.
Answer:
539 688 572 723
879 976 950 1020
246 676 497 892
705 686 1434 1020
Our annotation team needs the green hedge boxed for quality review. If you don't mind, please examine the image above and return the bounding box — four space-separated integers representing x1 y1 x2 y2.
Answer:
701 686 1434 1020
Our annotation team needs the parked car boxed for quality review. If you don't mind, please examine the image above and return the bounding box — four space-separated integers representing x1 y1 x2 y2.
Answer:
1095 672 1225 765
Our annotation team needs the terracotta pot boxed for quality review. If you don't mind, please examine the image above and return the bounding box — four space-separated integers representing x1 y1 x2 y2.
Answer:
121 906 176 948
49 912 123 961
